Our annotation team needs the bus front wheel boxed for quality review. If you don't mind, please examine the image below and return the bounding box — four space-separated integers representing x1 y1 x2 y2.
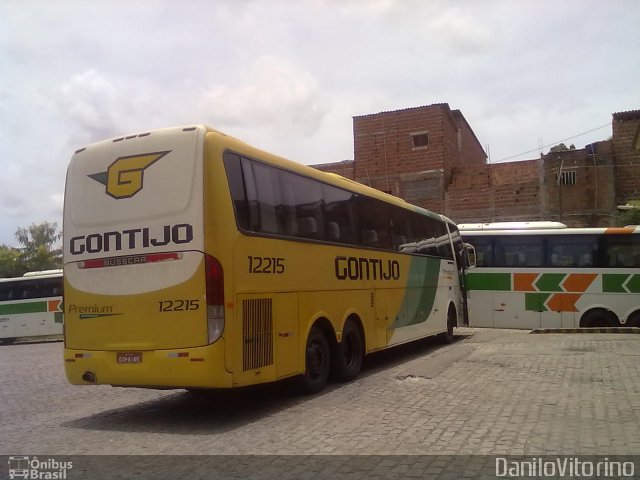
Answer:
441 306 456 344
332 320 364 382
300 326 331 394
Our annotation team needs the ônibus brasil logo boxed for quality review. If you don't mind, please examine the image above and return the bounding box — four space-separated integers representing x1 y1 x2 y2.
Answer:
7 456 73 479
88 151 171 199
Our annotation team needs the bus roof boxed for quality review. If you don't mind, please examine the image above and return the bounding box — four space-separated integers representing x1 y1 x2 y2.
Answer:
0 269 63 283
22 269 63 277
202 126 445 222
458 221 567 231
459 225 640 236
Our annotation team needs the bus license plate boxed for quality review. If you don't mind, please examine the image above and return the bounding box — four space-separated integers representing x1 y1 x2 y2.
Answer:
117 352 142 364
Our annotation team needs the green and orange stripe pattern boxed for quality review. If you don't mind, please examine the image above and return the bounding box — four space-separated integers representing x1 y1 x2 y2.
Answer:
0 299 64 323
466 272 640 313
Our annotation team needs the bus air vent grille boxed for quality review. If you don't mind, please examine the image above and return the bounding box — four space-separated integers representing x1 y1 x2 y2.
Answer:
242 298 274 371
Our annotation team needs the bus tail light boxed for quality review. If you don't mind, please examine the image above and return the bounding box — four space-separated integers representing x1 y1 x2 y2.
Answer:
205 255 225 344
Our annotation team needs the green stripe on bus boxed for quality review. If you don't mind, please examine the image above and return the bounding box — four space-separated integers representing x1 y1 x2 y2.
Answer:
602 274 628 293
465 272 511 291
525 293 551 312
534 273 565 292
393 257 440 328
627 275 640 293
0 301 48 315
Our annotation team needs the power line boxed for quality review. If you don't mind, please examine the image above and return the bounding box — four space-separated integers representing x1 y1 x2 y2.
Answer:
495 122 612 163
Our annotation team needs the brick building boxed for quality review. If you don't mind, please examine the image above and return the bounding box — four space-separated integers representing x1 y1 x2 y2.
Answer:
313 105 640 227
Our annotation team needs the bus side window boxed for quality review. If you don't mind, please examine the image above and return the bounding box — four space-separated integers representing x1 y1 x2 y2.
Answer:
547 235 597 268
327 221 340 241
222 153 251 231
495 236 543 267
252 161 282 234
0 285 12 301
468 237 493 267
240 158 261 232
298 217 318 237
355 197 392 249
361 229 379 247
390 209 411 252
323 184 356 245
603 235 639 268
278 169 324 240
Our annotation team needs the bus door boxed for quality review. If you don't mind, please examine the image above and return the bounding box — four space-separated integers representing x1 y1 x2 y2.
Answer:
375 289 395 347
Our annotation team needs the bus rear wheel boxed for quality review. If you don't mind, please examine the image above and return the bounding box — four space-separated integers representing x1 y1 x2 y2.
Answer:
332 320 364 382
300 326 331 394
626 311 640 328
580 309 618 328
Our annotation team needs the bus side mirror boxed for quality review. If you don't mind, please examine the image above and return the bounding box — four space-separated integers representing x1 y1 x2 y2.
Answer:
463 243 476 268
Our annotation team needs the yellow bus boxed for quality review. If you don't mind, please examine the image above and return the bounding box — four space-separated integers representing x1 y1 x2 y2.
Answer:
63 125 469 393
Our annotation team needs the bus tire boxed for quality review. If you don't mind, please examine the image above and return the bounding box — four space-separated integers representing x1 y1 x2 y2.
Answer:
300 326 331 394
441 306 456 344
332 320 364 382
580 309 618 328
626 311 640 328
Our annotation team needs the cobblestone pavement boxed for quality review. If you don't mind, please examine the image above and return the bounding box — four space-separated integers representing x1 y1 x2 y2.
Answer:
1 329 640 476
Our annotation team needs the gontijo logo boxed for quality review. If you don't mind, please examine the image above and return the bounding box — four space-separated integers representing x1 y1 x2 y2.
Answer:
88 151 171 199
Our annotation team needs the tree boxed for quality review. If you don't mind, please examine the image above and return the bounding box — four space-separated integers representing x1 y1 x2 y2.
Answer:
0 245 25 278
618 200 640 226
0 221 62 277
549 143 576 153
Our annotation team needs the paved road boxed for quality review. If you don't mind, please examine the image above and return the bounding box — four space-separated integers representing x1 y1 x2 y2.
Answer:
2 328 640 477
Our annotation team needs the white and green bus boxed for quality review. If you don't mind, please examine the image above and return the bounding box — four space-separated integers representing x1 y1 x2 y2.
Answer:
63 125 472 393
460 222 640 329
0 270 63 344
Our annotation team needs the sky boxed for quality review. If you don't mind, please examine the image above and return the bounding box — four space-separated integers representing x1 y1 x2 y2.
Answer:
1 0 639 247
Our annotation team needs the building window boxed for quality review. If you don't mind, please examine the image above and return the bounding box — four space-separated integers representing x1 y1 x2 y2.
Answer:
411 132 429 149
557 170 577 185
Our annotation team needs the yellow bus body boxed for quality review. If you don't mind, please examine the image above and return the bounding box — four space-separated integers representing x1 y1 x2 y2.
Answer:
64 126 463 389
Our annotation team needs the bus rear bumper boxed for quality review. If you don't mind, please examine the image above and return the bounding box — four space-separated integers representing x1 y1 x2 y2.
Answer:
64 338 233 389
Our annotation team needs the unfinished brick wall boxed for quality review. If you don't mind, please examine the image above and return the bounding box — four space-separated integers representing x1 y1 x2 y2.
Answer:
613 112 640 204
452 110 487 168
353 104 451 186
543 142 617 226
446 161 542 223
349 103 486 213
311 106 638 228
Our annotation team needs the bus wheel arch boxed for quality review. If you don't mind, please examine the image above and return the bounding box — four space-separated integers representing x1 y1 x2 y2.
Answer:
299 318 335 394
579 308 620 328
331 315 365 382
